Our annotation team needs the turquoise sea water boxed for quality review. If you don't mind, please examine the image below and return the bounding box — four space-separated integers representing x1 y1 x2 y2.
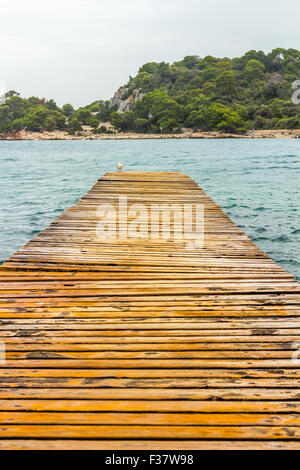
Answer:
0 139 299 280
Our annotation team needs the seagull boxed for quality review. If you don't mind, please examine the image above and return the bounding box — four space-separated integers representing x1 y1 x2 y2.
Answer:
117 161 123 171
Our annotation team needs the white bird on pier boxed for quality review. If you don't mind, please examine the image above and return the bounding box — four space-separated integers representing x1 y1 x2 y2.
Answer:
117 161 123 171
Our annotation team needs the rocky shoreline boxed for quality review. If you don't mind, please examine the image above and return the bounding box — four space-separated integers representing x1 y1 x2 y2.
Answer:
1 128 300 141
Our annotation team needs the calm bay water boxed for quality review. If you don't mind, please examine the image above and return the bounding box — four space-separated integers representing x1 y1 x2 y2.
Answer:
0 138 299 280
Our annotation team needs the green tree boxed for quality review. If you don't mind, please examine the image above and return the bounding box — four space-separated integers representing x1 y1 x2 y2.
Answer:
215 70 237 98
4 90 20 99
97 101 112 122
110 111 125 131
178 56 199 69
159 117 177 133
44 116 56 131
46 99 60 111
137 90 181 124
5 95 27 120
24 106 49 131
207 103 246 133
0 105 11 132
185 110 206 130
62 104 74 117
89 116 100 128
110 111 136 131
73 108 92 124
68 117 82 134
52 111 66 130
135 118 149 133
245 59 265 79
12 118 24 131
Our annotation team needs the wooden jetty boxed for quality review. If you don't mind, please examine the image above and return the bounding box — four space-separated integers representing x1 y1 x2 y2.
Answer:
0 171 300 450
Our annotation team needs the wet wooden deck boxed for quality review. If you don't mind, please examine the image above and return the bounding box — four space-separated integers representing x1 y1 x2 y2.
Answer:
0 171 300 450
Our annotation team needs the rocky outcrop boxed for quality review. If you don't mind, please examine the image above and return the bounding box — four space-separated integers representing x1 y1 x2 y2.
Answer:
109 88 145 114
109 87 128 108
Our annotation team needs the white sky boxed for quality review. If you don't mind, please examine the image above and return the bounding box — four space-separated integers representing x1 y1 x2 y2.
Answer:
1 0 300 107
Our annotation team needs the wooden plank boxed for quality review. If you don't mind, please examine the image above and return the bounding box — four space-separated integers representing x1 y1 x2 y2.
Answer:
0 440 299 450
1 412 300 425
0 399 298 412
1 424 300 439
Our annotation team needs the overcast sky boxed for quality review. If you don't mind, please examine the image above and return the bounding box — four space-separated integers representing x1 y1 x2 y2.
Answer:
1 0 300 107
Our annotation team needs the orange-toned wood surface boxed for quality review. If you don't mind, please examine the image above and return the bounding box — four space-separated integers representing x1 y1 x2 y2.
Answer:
0 171 300 450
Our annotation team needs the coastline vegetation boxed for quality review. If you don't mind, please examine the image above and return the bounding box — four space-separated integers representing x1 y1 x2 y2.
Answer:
0 48 300 136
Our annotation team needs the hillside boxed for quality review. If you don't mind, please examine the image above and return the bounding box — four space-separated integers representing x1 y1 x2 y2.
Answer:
1 48 300 137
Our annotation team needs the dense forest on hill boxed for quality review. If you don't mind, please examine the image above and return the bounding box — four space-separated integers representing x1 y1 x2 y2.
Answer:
1 48 300 135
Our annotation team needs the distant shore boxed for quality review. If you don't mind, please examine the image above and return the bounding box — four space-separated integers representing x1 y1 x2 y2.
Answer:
1 128 300 141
